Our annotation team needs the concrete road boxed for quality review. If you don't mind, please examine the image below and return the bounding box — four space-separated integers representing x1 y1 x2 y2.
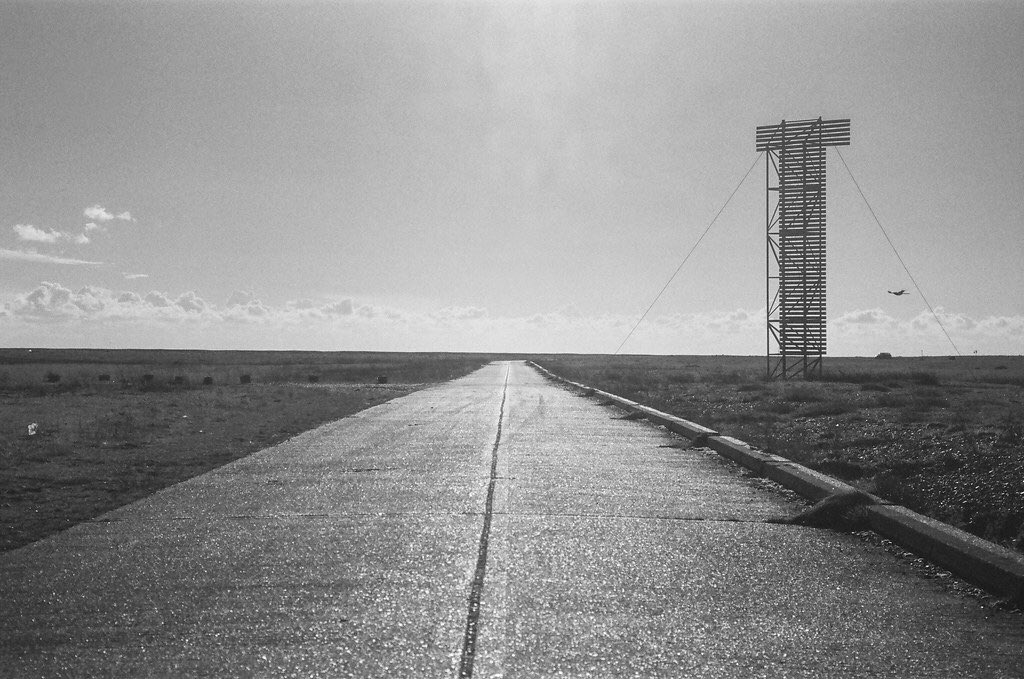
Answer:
1 361 1022 678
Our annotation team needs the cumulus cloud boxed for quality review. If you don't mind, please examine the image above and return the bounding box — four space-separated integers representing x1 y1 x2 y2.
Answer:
3 282 1022 356
13 222 95 246
82 205 133 231
5 283 217 322
224 290 270 318
0 248 102 266
13 224 61 243
225 291 258 307
833 308 896 326
432 306 488 321
144 291 173 307
323 299 354 315
83 205 115 222
175 291 207 313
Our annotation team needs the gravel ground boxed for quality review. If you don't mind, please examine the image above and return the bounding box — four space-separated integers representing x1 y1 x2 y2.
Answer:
534 354 1024 553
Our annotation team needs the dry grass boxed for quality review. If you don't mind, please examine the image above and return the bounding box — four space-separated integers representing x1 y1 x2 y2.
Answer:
533 353 1024 553
1 349 494 551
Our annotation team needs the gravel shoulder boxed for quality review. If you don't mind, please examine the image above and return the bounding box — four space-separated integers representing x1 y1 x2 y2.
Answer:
533 354 1024 554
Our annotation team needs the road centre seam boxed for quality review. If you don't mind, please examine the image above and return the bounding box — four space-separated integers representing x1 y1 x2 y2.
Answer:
458 365 510 678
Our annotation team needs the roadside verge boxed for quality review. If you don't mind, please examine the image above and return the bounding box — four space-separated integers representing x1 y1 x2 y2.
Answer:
528 361 1024 607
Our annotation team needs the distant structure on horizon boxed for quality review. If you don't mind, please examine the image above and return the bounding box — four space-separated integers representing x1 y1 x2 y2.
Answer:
757 117 851 380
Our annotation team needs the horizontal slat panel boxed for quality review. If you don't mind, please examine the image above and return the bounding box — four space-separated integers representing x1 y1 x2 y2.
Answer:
756 118 851 150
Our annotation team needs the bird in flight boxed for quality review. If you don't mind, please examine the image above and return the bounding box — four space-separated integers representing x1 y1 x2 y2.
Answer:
888 289 909 296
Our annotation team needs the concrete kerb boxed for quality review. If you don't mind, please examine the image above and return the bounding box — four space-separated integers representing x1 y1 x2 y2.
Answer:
526 361 1024 606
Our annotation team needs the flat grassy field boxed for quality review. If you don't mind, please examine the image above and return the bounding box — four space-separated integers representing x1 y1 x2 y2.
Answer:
531 354 1024 553
6 350 1023 557
0 349 497 551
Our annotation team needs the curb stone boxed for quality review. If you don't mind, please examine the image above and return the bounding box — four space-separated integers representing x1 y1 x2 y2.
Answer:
527 361 1024 606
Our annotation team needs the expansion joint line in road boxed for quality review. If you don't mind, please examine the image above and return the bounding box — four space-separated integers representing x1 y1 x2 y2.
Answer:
458 366 510 679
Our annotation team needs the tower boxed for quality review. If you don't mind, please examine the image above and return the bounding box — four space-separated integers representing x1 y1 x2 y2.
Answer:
757 118 851 379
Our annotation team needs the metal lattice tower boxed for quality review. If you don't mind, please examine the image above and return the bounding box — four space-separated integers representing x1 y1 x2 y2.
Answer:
757 118 851 380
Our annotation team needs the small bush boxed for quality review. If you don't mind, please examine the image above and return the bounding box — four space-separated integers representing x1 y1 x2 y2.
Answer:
875 352 893 359
860 382 890 392
202 376 214 386
308 374 320 383
45 372 61 383
240 374 252 384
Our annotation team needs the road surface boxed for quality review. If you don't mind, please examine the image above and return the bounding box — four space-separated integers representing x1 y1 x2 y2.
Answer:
2 361 1022 677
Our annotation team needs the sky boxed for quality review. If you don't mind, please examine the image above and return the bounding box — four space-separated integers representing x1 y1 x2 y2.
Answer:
1 0 1021 356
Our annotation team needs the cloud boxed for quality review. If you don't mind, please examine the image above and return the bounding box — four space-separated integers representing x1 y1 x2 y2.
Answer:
833 308 896 326
144 291 173 307
224 290 270 318
3 282 1022 356
225 291 258 307
123 273 149 280
83 205 133 223
322 299 354 315
431 306 488 321
83 205 115 222
13 223 94 246
5 283 216 322
11 282 110 318
0 248 102 266
13 224 60 243
84 222 102 232
175 291 207 313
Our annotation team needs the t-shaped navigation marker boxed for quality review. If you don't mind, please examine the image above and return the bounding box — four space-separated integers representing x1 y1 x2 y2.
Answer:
758 117 851 379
